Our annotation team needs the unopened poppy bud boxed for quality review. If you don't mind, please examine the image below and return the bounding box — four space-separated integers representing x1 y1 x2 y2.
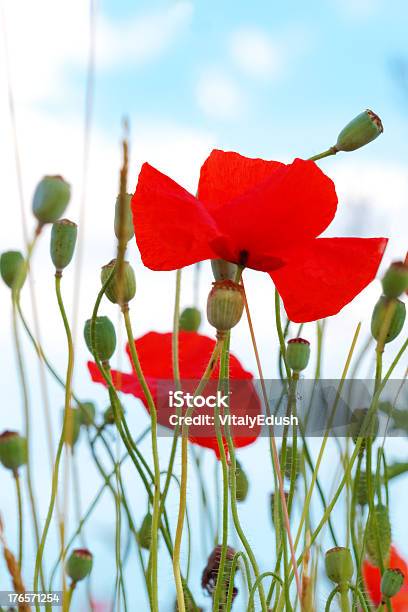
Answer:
50 219 77 272
138 512 152 550
103 403 125 426
371 296 406 344
382 261 408 299
279 445 301 480
78 402 96 427
84 316 116 363
335 109 383 152
32 175 71 225
201 545 238 602
349 408 379 451
356 471 369 507
114 193 134 243
235 460 249 502
0 251 26 290
101 259 136 306
211 259 239 281
207 280 244 333
381 568 405 599
179 307 201 332
325 547 354 586
0 431 27 472
366 504 391 567
62 408 81 447
286 338 310 372
66 548 93 583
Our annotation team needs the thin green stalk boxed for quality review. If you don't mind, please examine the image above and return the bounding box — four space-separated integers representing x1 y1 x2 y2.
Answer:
173 339 224 612
33 273 75 610
225 552 253 612
308 146 338 162
13 471 23 570
122 307 160 612
248 572 283 611
325 586 340 611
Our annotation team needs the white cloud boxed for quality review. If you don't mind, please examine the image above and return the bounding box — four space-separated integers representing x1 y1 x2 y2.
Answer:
195 68 245 120
97 2 193 69
229 27 282 80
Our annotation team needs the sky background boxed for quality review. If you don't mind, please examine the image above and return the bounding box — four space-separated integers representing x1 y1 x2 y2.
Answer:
1 1 408 610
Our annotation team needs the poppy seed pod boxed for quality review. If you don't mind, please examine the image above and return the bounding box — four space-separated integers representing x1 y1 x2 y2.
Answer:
103 403 125 426
32 175 71 225
286 338 310 372
335 109 383 152
50 219 77 271
66 548 93 583
349 408 379 451
0 251 26 290
179 307 201 332
84 316 116 362
114 193 134 243
100 259 136 306
0 431 27 472
235 460 249 502
381 568 405 599
382 261 408 299
366 504 391 567
325 547 354 586
138 512 152 550
371 296 406 344
78 402 96 427
211 259 239 282
207 280 244 333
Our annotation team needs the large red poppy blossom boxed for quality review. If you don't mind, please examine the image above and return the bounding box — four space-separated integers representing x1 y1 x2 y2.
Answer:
132 150 387 322
88 331 261 457
363 546 408 609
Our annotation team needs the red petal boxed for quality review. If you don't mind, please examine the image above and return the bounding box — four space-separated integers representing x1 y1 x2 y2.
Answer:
363 546 408 607
271 237 388 322
209 158 338 270
132 163 220 270
198 149 284 210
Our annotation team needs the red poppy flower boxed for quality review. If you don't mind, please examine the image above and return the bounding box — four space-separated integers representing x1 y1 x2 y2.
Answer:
88 331 261 457
363 546 408 609
132 150 387 322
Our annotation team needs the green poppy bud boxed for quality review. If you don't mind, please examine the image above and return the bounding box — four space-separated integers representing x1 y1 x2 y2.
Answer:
325 547 354 586
335 109 383 152
62 408 81 447
211 259 239 281
382 261 408 299
0 431 27 472
349 408 379 452
381 568 405 599
103 403 125 426
32 175 71 225
100 259 136 306
50 219 77 272
286 338 310 372
279 445 301 481
114 193 134 243
0 251 26 290
366 504 391 567
179 307 201 332
371 296 406 344
138 512 152 550
235 460 249 502
66 548 93 583
355 470 369 507
207 280 244 334
84 316 116 363
78 402 96 427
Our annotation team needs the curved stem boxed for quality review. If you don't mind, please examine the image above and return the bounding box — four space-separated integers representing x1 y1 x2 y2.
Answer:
173 339 224 612
308 146 338 162
13 471 23 570
122 307 160 612
325 586 340 612
248 572 283 611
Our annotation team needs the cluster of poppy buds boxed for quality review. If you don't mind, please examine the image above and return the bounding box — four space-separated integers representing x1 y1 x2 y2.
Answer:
371 259 408 345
